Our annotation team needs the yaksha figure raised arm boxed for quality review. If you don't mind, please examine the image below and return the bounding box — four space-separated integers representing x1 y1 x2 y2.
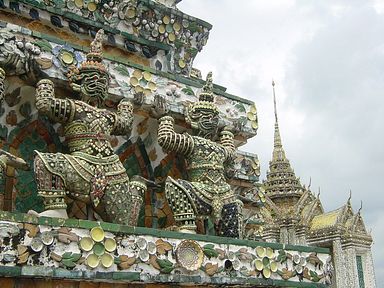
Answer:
158 72 243 238
33 30 146 225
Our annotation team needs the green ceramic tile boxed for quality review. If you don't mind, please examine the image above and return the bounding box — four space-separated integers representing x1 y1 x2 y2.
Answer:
95 271 113 280
38 216 53 226
40 33 65 45
23 213 39 224
134 226 160 237
21 266 53 277
12 212 25 222
0 211 12 221
112 272 141 281
100 221 120 232
0 266 22 277
50 217 66 227
53 268 83 279
119 224 134 234
78 219 99 229
63 218 79 227
82 270 97 280
272 279 327 287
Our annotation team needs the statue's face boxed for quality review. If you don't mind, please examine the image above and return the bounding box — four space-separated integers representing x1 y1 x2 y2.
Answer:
80 71 109 105
190 109 219 139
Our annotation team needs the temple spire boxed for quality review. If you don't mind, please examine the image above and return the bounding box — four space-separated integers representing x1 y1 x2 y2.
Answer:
264 80 303 202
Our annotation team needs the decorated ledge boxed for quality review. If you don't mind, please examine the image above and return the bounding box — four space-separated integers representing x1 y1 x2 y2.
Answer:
1 0 211 75
0 23 258 142
0 211 332 287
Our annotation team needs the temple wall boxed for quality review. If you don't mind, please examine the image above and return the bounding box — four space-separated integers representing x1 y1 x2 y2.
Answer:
344 247 359 287
331 240 346 288
363 249 377 288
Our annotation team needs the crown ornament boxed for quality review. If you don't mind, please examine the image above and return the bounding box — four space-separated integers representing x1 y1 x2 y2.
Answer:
187 72 219 123
67 29 108 86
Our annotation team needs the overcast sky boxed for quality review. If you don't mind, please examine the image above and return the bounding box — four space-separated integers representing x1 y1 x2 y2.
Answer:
179 0 384 285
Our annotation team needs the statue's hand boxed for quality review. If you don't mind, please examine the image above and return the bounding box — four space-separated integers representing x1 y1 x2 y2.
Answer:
0 53 24 75
113 99 134 135
151 93 168 119
0 150 30 171
132 91 145 106
159 115 174 124
117 99 133 114
35 97 50 114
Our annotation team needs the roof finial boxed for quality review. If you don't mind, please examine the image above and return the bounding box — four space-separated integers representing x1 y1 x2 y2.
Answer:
348 189 352 203
317 187 321 198
90 29 105 55
202 72 213 94
358 200 363 214
308 177 312 190
272 79 278 123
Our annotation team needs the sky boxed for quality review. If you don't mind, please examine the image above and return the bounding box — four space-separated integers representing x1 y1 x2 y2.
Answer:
179 0 384 285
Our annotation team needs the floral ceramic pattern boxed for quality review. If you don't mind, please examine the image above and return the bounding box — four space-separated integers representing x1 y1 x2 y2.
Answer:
52 44 84 71
0 220 332 285
80 227 117 268
13 0 210 73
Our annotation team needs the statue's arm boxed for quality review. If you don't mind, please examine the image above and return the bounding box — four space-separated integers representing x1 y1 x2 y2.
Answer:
158 116 194 156
35 79 75 123
112 99 134 135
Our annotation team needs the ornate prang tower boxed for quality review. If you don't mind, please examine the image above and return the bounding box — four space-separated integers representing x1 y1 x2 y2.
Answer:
263 80 305 243
256 81 376 287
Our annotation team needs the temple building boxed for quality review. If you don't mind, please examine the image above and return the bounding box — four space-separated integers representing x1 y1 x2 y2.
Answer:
242 82 376 287
0 0 376 287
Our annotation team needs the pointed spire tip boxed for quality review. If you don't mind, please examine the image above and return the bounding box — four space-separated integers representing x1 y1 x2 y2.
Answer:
272 79 278 124
358 200 363 213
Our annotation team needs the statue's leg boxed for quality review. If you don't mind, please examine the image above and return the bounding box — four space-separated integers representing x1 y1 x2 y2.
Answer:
165 177 197 233
218 200 244 238
33 154 68 218
101 177 146 226
128 177 147 226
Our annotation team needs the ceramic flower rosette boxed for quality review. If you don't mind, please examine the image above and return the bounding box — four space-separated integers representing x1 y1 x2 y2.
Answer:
79 227 117 269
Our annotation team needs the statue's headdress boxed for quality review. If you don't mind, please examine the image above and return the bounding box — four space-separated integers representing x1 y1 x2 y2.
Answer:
186 72 219 124
67 29 108 85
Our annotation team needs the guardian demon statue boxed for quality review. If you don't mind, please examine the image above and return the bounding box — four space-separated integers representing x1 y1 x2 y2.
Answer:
33 30 146 225
158 73 243 238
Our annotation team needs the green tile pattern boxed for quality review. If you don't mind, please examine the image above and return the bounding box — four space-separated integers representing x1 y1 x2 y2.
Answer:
356 255 365 288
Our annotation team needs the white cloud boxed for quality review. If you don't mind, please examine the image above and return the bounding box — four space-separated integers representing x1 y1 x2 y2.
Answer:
179 0 383 285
